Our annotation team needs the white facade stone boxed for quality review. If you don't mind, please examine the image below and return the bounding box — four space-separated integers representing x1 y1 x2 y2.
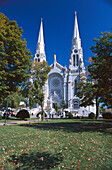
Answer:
33 13 96 115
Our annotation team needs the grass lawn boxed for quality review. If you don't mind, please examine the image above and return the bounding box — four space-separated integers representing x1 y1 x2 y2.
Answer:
0 119 112 169
0 117 38 123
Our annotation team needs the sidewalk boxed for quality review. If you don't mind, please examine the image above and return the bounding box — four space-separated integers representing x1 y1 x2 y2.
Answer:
0 119 40 126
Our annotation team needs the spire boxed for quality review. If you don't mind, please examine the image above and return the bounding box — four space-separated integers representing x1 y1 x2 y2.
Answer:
72 11 81 49
73 11 80 40
36 18 45 54
34 18 46 62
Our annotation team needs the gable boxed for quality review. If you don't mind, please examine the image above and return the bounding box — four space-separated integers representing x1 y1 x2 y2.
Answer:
50 62 65 73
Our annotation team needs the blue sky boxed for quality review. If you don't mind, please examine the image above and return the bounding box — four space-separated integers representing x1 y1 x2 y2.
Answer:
0 0 112 68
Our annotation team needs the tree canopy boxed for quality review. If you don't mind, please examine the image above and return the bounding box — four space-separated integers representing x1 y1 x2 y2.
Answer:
88 31 112 107
23 60 51 120
76 79 99 119
76 30 112 118
0 13 32 101
0 89 26 109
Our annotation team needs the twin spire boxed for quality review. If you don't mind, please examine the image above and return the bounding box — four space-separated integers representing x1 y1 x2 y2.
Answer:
35 12 81 61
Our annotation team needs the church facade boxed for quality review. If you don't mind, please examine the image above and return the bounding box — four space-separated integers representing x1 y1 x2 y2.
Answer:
33 12 96 116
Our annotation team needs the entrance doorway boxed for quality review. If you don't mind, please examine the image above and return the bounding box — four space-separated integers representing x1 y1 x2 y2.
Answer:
52 103 57 108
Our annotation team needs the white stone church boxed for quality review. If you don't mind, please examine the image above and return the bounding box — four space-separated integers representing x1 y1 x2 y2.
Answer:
32 12 96 116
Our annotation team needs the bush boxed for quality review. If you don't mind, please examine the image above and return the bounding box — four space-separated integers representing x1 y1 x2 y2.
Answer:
76 115 82 119
36 111 47 118
16 109 30 120
102 112 112 119
68 112 73 119
88 112 95 119
0 115 2 120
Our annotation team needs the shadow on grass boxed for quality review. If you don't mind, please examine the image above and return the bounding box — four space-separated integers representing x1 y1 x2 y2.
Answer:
8 152 62 169
2 117 23 121
19 119 112 135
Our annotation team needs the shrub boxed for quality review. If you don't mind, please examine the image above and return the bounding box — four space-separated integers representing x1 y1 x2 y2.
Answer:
68 112 73 119
88 112 95 119
36 111 47 118
102 112 112 119
81 116 89 119
16 109 30 120
0 115 2 120
76 116 80 119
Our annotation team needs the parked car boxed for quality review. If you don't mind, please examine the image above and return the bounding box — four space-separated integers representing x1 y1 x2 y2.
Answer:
0 108 5 117
3 112 9 119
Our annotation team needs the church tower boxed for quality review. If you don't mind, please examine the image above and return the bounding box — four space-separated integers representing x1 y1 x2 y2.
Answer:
69 11 85 72
68 11 85 110
34 18 46 62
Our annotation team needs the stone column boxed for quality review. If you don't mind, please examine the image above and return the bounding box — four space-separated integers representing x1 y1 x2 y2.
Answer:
68 70 72 107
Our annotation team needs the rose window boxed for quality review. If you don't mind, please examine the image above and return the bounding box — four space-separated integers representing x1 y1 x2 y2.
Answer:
52 79 60 87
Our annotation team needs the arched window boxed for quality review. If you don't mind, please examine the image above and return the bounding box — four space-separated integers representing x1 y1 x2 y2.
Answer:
73 54 78 66
73 55 75 66
73 100 79 109
38 58 40 62
74 79 77 95
76 54 79 66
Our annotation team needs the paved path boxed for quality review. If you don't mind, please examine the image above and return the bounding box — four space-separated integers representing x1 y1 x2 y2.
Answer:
0 119 40 126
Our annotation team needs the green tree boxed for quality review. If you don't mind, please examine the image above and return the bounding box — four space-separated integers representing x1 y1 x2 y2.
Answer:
0 13 32 101
76 79 100 119
88 30 112 107
60 98 68 113
22 81 36 109
0 88 26 109
45 105 51 113
77 30 112 118
27 61 51 120
54 104 60 113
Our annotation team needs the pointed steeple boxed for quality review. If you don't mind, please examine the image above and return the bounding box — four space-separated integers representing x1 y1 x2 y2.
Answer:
70 12 84 70
73 11 80 40
34 18 46 62
72 11 81 49
36 18 45 55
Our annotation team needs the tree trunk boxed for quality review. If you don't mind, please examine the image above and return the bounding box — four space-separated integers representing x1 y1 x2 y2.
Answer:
42 103 45 121
95 97 99 119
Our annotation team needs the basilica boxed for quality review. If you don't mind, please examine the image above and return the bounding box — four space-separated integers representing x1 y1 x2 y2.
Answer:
33 12 96 116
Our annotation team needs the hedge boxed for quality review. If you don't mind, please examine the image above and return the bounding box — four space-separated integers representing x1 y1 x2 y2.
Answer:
16 109 30 120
